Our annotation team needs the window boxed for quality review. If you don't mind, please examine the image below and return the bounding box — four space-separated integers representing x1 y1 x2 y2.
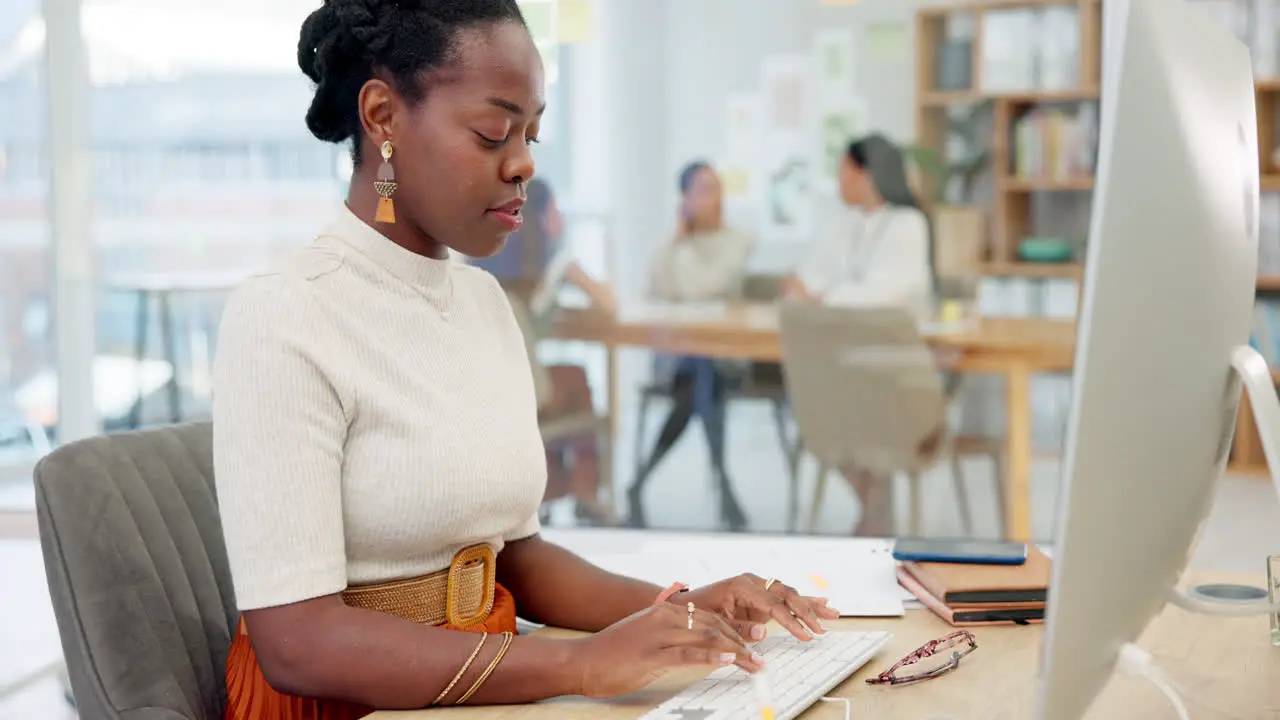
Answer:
0 3 52 484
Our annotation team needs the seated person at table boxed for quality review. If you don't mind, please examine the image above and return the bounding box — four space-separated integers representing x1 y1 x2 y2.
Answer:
626 161 754 531
214 4 834 718
471 177 615 523
470 177 617 316
785 134 934 314
785 134 937 537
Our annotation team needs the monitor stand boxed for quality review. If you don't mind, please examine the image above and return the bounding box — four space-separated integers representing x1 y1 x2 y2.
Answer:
1228 344 1280 499
1183 345 1280 611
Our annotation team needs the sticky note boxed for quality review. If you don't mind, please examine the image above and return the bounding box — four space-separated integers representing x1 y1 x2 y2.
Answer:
557 0 593 43
810 574 831 591
721 168 751 197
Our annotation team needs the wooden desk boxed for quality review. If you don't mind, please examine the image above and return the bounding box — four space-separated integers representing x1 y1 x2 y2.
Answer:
552 305 1077 541
371 572 1277 719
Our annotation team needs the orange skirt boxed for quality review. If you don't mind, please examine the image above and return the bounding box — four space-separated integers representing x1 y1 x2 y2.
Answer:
225 584 519 720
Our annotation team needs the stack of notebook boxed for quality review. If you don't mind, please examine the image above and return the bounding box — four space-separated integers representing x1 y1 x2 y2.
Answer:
897 545 1052 626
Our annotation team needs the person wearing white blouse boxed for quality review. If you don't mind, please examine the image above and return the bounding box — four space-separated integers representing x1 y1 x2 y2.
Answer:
784 134 937 536
786 135 934 316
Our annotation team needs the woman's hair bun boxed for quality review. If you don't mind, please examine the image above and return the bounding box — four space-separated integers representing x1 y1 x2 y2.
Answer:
296 0 527 159
297 1 384 144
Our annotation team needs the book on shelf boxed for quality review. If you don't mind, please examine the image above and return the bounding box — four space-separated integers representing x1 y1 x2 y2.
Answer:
980 10 1036 93
1038 6 1081 92
1259 194 1280 277
976 277 1078 320
1257 0 1280 77
1251 299 1280 366
1191 0 1280 76
1011 104 1098 181
979 6 1080 93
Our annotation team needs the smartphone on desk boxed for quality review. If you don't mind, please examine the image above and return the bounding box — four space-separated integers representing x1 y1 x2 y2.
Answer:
892 538 1028 565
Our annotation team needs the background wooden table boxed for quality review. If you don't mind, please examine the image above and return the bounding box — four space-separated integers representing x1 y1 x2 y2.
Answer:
552 304 1076 541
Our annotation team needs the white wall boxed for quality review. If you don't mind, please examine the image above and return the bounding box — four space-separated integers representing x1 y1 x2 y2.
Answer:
571 0 933 289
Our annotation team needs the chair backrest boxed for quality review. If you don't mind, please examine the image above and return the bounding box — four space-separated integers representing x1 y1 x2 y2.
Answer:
742 274 785 303
505 291 553 409
35 422 236 720
779 303 947 474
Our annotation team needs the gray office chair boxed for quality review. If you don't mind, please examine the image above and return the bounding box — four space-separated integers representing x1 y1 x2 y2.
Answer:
35 422 236 719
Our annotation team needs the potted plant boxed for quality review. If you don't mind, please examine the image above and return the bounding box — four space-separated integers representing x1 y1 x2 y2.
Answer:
902 103 992 299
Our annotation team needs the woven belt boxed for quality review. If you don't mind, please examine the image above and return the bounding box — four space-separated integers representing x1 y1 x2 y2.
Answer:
342 544 496 628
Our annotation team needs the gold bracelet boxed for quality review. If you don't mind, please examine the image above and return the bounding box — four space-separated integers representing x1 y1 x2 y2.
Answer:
453 631 514 705
431 632 488 706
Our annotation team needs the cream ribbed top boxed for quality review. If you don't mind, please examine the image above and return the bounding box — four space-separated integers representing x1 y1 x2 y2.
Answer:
647 227 753 302
796 205 933 319
212 206 545 611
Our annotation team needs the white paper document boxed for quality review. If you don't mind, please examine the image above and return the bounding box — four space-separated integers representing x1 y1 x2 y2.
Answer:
581 537 907 618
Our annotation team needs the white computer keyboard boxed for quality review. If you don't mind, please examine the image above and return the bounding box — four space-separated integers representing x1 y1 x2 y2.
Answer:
640 630 892 720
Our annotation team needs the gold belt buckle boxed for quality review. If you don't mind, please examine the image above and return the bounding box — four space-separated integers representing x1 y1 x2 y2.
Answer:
447 544 496 627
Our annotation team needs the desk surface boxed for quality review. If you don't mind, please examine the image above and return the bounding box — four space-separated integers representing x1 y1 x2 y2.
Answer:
371 568 1278 719
554 304 1076 369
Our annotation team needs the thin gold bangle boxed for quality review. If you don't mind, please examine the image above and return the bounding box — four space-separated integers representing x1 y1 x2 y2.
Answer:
454 631 514 705
431 632 488 706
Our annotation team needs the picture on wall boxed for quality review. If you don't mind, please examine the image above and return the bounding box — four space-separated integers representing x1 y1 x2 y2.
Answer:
757 55 814 240
761 134 814 242
819 104 865 185
721 93 763 209
761 55 811 135
768 157 810 228
814 28 856 96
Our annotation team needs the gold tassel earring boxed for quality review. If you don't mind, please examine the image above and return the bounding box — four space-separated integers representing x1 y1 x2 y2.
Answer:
374 140 397 224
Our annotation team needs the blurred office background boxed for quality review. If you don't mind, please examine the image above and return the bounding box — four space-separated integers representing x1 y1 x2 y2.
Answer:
0 0 1031 526
4 0 1280 714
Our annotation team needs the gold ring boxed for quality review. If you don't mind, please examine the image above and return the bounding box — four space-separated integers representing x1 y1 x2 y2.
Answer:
687 602 695 630
764 577 778 592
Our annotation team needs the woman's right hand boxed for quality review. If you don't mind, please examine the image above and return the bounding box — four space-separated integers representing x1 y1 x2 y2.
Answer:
568 602 765 698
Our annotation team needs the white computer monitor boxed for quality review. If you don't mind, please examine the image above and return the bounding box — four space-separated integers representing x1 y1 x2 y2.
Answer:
1037 0 1261 718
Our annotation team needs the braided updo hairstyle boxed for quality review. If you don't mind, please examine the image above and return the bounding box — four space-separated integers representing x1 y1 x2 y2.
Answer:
297 0 527 165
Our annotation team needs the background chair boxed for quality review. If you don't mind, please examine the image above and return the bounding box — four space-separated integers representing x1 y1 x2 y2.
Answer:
630 274 796 510
35 422 235 720
507 293 616 524
778 303 1005 536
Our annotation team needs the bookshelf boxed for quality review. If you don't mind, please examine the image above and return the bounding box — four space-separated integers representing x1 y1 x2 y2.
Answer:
915 0 1278 474
914 0 1100 280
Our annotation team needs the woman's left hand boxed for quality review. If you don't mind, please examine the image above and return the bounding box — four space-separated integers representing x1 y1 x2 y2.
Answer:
682 574 840 643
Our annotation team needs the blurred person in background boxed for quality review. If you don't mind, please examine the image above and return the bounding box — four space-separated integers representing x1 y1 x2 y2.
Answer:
472 177 616 524
626 161 753 531
784 134 934 313
471 177 616 315
784 134 937 537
